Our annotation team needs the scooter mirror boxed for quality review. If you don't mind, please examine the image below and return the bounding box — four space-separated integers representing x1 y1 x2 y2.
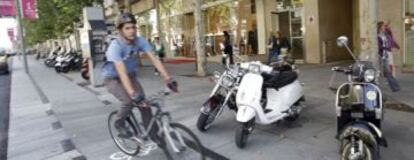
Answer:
336 36 349 48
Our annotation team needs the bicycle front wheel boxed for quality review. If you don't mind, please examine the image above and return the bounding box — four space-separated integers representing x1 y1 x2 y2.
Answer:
108 111 141 156
162 123 206 160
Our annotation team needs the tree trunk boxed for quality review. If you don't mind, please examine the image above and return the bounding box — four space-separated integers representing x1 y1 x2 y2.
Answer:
193 0 207 76
155 0 169 58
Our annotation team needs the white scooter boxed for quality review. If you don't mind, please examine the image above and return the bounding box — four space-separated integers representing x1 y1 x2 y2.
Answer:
235 61 305 148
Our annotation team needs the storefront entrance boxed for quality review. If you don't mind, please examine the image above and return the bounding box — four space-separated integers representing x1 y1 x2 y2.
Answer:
272 1 305 61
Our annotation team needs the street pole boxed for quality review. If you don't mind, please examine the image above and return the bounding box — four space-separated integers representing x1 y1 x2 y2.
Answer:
15 0 29 73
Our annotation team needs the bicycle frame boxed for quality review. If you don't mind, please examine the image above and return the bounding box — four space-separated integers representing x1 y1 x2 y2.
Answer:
129 100 188 154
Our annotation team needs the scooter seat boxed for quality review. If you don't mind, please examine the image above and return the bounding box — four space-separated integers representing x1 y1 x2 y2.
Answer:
262 71 298 90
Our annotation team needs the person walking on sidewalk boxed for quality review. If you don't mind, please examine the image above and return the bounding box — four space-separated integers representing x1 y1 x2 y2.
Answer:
223 31 234 65
101 13 178 155
377 21 401 92
152 37 165 75
267 31 291 64
385 21 400 77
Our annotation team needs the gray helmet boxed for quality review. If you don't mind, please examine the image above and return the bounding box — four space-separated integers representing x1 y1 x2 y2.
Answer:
115 12 137 29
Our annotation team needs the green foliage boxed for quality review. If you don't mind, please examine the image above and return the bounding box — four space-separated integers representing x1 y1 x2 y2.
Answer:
23 0 103 46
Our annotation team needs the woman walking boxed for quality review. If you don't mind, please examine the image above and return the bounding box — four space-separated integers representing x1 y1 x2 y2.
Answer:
378 21 401 92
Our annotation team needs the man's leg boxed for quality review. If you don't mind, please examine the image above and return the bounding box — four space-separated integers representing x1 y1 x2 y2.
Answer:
268 50 275 64
104 78 134 137
229 52 234 64
382 58 401 92
130 76 160 140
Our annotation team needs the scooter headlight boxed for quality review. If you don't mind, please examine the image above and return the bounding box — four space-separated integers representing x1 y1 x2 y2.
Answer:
364 69 376 82
248 64 260 74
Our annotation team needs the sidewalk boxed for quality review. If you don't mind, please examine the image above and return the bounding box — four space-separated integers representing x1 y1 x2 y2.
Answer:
7 58 85 160
8 56 414 160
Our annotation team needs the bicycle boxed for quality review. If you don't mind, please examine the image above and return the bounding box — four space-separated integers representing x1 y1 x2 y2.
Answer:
108 91 206 160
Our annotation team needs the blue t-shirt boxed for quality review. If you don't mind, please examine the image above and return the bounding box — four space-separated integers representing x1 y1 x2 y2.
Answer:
102 36 153 78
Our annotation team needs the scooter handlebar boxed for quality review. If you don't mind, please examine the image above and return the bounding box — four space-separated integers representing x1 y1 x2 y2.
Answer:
331 66 351 74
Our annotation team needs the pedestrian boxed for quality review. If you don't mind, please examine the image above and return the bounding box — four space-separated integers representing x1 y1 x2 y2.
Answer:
152 37 165 75
377 21 401 92
385 21 400 77
248 25 258 55
223 31 234 65
101 12 178 156
267 31 291 64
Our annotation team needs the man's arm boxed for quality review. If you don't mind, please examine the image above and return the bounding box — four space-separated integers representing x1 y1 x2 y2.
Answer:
114 61 136 96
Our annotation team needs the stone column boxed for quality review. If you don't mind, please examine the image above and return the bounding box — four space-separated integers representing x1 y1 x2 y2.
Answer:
358 0 378 68
255 0 266 55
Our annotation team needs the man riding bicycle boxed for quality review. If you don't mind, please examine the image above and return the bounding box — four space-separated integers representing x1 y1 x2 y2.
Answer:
102 13 178 155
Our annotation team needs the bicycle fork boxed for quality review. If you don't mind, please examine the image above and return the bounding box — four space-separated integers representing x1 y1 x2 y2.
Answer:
162 117 187 153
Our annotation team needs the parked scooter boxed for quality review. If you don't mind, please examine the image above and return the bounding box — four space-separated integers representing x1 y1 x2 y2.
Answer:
197 54 246 131
234 61 305 148
330 36 387 160
44 46 62 68
55 48 82 73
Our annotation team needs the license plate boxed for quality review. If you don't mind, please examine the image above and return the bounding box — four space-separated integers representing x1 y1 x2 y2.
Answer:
351 112 364 118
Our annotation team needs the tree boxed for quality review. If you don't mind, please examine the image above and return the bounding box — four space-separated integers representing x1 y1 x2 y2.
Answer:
23 0 103 46
193 0 207 76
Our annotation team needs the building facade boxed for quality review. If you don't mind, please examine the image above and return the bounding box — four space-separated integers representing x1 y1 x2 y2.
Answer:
102 0 414 70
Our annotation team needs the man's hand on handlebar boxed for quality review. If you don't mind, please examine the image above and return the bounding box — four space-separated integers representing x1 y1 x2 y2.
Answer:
131 93 149 107
166 78 178 93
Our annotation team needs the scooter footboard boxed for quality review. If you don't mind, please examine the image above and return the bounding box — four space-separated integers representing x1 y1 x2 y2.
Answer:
236 105 256 123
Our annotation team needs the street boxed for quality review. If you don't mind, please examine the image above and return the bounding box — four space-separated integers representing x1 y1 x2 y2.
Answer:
5 56 414 160
0 59 11 160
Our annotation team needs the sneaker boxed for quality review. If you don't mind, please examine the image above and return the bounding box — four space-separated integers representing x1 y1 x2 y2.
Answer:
136 149 150 157
141 140 158 152
115 119 133 139
135 140 158 157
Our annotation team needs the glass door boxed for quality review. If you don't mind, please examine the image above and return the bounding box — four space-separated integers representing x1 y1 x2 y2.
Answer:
273 7 304 60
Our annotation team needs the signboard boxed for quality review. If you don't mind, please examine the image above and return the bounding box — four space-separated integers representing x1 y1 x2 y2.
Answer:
7 28 15 41
22 0 37 20
0 0 16 17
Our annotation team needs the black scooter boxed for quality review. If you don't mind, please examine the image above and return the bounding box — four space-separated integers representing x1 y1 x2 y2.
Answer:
330 36 387 160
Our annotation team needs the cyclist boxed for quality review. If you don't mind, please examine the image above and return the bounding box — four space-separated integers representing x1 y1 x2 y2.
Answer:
102 12 178 155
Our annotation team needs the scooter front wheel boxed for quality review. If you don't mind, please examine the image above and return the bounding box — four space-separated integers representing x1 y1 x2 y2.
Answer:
340 140 377 160
54 67 61 73
235 120 254 149
284 113 299 122
61 66 70 73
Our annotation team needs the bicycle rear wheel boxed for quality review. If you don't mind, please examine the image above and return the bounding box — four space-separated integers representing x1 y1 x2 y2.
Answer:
108 111 141 156
162 123 206 160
